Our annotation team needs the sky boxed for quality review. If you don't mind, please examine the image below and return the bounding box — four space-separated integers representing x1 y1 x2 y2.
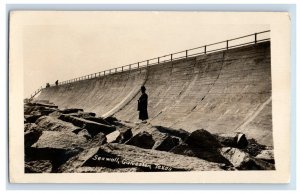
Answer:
21 12 269 98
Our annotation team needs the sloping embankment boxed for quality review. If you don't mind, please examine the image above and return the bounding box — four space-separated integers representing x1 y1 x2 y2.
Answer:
37 42 272 146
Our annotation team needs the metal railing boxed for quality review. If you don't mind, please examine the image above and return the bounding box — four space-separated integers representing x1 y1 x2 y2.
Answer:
29 87 43 100
31 30 270 96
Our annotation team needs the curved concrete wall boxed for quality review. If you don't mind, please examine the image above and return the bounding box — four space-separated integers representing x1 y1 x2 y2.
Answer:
37 42 272 145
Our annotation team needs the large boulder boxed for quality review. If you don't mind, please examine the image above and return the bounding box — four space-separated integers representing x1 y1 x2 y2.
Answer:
27 131 88 171
58 114 116 136
35 116 80 132
170 129 230 164
220 147 275 170
125 131 155 149
185 129 222 150
32 131 88 149
61 143 225 172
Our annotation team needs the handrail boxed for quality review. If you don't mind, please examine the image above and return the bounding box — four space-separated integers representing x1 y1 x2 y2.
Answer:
42 30 270 88
29 86 43 100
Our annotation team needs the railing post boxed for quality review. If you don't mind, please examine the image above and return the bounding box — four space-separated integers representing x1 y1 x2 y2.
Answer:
137 62 139 68
115 68 117 73
204 45 207 54
110 69 111 74
104 71 106 76
186 50 188 58
254 33 257 44
147 60 149 67
158 57 160 64
226 40 229 50
171 54 173 61
122 66 123 72
129 65 131 70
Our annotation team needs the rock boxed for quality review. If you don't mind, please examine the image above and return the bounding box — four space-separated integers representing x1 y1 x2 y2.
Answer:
60 108 84 114
104 116 118 125
24 123 38 132
27 131 87 171
125 131 155 149
255 150 275 164
154 126 190 140
215 133 248 149
32 131 88 149
35 116 80 132
89 132 107 147
25 160 52 173
58 147 100 172
24 127 42 148
77 129 92 140
69 143 225 172
48 110 63 118
30 110 42 116
106 130 121 143
78 112 96 117
107 127 133 144
244 138 267 156
220 147 275 170
26 146 82 172
113 127 133 144
170 143 196 156
58 114 116 136
24 104 58 116
39 108 58 116
152 135 181 152
185 129 222 150
169 129 230 164
24 114 42 123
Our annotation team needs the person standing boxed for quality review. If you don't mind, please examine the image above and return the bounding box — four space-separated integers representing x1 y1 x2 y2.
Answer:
138 86 148 122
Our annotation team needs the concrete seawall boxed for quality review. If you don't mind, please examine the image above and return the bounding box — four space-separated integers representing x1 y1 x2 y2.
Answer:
37 41 272 146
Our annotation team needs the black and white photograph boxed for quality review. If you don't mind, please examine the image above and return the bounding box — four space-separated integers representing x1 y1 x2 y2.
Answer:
8 11 291 183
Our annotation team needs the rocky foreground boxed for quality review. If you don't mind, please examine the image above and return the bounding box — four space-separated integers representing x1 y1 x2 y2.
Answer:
24 100 275 173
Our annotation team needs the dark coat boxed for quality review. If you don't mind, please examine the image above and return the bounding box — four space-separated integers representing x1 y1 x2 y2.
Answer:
138 93 148 120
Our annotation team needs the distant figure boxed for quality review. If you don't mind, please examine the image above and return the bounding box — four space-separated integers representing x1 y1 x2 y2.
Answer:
55 80 58 86
138 86 148 121
46 83 50 88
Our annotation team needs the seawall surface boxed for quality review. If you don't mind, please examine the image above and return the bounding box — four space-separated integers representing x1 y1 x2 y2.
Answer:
37 42 272 146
